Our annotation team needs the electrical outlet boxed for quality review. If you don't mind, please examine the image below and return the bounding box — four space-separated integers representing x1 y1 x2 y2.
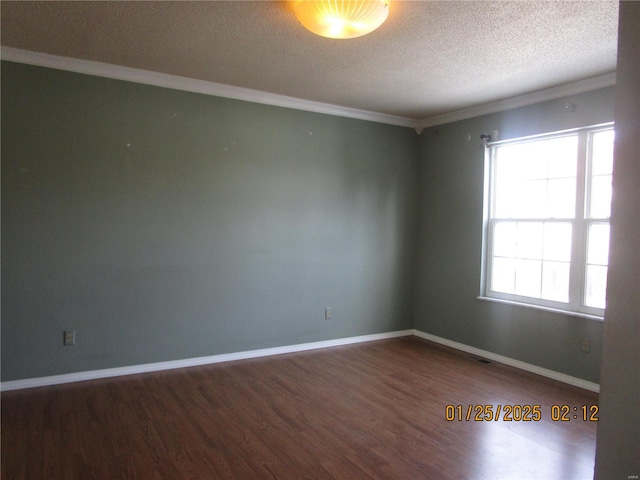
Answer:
581 339 591 353
325 308 332 320
64 330 76 346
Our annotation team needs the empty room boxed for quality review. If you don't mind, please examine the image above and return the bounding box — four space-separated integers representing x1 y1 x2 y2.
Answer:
1 1 638 479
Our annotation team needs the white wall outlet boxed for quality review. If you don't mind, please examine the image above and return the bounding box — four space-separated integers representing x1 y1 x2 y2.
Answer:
325 308 332 320
64 330 76 346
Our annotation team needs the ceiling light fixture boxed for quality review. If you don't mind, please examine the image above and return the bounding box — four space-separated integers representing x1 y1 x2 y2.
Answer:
293 0 390 39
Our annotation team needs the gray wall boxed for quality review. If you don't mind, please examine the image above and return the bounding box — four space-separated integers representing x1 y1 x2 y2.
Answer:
1 60 619 386
595 2 640 477
1 62 419 381
414 88 616 384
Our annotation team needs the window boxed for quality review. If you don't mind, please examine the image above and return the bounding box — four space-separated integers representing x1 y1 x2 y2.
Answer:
482 124 614 318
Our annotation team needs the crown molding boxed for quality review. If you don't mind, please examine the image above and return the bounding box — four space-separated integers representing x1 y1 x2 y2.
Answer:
1 47 616 134
415 72 617 132
0 47 417 129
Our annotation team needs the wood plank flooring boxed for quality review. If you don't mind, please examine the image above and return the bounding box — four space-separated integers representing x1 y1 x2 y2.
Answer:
2 337 598 479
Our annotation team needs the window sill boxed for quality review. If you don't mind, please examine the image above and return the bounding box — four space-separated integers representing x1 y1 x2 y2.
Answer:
477 296 604 321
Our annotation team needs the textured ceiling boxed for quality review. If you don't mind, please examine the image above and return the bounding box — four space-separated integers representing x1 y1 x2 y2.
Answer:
0 1 619 120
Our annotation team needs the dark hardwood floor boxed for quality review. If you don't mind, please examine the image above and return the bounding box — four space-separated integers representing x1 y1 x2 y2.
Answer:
2 336 598 479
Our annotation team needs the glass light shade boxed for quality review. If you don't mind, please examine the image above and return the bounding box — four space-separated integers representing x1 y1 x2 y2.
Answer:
294 0 389 39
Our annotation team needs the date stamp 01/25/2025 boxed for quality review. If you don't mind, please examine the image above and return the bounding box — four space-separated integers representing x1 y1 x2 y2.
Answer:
444 404 599 422
445 404 637 479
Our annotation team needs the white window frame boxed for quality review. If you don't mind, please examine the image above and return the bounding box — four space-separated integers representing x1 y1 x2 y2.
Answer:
480 123 614 320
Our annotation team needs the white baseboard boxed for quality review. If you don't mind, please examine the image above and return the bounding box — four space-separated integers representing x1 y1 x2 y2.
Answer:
1 329 599 393
0 330 413 391
412 329 600 393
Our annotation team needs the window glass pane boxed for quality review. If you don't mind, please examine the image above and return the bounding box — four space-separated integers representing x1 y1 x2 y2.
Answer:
493 135 577 219
496 143 546 181
588 129 614 219
494 146 521 182
587 223 610 266
518 150 547 180
492 257 515 294
589 175 612 218
543 223 572 262
493 222 517 258
515 259 542 298
585 265 608 309
547 136 579 178
547 178 576 218
515 180 546 218
591 130 614 176
541 261 570 302
516 222 543 259
494 181 519 218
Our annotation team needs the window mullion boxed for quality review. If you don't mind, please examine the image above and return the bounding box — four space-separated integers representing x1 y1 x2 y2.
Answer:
569 131 588 311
